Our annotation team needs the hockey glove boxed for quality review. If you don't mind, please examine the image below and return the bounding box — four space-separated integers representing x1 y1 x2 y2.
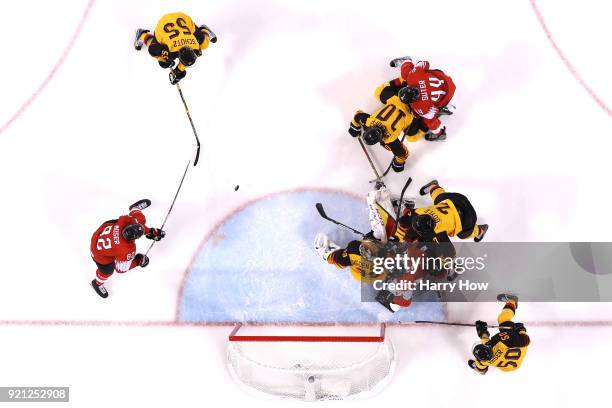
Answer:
169 67 186 85
348 123 362 137
146 228 166 241
513 322 526 333
158 58 175 69
468 359 488 375
375 290 397 313
134 253 150 268
475 320 490 339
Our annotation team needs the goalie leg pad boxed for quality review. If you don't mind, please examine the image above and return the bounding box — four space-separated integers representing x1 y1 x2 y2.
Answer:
366 187 396 243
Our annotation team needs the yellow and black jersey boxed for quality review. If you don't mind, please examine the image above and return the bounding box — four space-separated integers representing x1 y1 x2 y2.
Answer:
327 240 388 283
375 78 405 105
154 12 205 53
374 80 428 142
414 200 463 239
474 300 531 372
477 331 529 371
398 184 480 242
139 12 212 70
352 96 414 144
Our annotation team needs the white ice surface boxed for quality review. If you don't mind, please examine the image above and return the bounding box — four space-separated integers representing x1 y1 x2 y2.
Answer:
0 0 611 406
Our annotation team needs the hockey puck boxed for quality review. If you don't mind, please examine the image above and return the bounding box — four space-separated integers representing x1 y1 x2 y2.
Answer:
234 185 239 191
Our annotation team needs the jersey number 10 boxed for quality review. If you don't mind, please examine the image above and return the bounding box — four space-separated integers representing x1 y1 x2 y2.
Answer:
375 104 407 132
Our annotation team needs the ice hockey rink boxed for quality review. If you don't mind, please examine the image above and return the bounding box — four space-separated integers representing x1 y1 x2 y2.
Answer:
0 0 611 406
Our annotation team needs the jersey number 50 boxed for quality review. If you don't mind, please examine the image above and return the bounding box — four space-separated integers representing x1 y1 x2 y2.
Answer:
96 225 113 250
164 18 191 39
496 348 522 368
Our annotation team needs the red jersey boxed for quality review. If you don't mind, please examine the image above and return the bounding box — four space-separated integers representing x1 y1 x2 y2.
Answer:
400 60 456 133
90 210 150 272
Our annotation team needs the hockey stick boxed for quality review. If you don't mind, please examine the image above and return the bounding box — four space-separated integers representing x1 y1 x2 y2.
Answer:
415 320 513 330
391 176 412 236
315 203 365 236
145 160 191 256
377 134 407 181
357 137 382 182
175 83 201 166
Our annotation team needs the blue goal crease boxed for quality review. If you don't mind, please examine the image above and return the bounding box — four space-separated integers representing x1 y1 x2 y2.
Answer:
178 190 444 324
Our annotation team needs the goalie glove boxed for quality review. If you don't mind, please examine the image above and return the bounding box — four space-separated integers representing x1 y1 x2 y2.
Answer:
314 233 340 261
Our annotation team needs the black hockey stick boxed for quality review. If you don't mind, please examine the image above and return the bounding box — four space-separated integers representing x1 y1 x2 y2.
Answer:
415 320 513 330
369 133 408 184
145 160 191 256
357 137 382 182
315 203 365 236
382 134 407 178
390 176 412 236
175 83 201 166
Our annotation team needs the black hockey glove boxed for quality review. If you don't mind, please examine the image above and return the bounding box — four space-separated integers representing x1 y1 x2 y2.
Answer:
475 320 490 339
513 322 526 333
158 59 175 69
134 253 150 268
146 228 166 241
375 290 397 313
169 67 187 85
348 123 362 137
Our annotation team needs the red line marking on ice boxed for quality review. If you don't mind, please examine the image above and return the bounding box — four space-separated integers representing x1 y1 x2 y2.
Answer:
530 0 610 116
0 320 611 328
0 0 96 136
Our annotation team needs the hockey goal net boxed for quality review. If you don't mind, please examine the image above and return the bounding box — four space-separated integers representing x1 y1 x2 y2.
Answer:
227 323 395 401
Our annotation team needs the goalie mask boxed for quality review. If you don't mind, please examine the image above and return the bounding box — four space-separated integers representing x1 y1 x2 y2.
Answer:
359 241 382 261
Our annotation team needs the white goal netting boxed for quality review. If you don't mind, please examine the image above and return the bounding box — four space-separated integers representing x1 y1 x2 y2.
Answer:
227 324 395 401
